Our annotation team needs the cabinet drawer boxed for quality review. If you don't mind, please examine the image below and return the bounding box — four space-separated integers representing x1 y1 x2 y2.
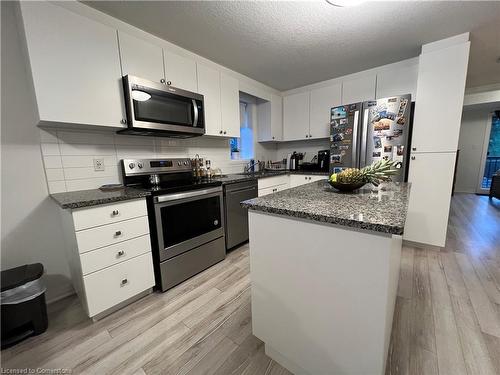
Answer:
73 199 147 231
80 235 151 275
76 216 149 253
83 252 155 317
258 175 289 190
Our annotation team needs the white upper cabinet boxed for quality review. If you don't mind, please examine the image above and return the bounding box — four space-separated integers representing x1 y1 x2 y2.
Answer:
309 83 342 139
197 63 222 136
19 2 125 128
257 94 283 142
117 31 164 84
220 72 240 138
376 64 418 100
410 42 470 153
163 49 198 92
341 75 376 104
271 94 283 141
283 92 311 141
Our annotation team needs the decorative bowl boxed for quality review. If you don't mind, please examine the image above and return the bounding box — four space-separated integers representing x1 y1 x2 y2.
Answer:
328 180 366 192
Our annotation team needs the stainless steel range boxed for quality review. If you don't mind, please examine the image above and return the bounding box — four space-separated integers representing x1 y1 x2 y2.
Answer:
121 158 225 291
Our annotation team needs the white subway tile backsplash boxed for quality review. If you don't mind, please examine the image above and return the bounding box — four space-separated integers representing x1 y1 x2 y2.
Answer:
63 167 119 180
40 129 249 192
47 180 67 194
61 155 117 168
45 168 65 181
59 143 116 156
41 143 61 156
43 155 63 169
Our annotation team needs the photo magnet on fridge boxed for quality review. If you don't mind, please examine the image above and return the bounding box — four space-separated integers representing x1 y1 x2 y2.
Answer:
373 136 382 149
384 145 393 153
373 152 381 157
331 107 347 120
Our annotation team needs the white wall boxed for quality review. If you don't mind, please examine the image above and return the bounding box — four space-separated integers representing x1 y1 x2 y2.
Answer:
1 1 73 302
455 108 491 193
276 139 329 164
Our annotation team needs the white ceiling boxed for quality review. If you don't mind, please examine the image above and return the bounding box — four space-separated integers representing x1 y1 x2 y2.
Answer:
83 1 500 91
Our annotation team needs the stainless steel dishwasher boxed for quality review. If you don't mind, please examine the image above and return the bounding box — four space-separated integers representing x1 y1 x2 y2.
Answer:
224 179 258 250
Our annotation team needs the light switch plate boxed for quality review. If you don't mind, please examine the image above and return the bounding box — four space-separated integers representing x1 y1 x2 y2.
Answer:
93 158 105 171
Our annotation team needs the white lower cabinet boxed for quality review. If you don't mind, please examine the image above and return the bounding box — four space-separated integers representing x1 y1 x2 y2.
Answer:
60 198 154 319
258 175 290 197
289 174 327 188
403 152 456 247
84 252 154 317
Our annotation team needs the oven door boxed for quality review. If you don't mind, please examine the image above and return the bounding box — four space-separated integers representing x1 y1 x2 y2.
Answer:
154 187 224 262
123 75 205 136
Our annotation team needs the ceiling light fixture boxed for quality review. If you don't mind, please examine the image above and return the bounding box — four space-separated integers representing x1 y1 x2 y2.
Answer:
131 90 151 102
326 0 366 6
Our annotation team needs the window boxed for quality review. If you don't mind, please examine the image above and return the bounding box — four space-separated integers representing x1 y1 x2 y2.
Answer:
230 101 254 160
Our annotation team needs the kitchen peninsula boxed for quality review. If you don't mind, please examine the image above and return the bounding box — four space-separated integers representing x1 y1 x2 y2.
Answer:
242 181 411 375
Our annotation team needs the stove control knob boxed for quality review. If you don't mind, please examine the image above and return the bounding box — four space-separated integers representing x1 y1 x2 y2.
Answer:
177 161 182 166
184 161 188 166
129 163 135 169
137 162 143 169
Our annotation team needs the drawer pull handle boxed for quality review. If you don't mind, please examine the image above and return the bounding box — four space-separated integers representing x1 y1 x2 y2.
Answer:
121 278 128 286
117 250 125 257
115 230 122 236
112 210 119 216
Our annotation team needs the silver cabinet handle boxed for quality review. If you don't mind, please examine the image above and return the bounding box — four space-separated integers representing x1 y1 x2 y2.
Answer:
412 147 416 151
272 136 275 140
305 177 307 180
411 156 416 160
120 278 128 286
120 119 127 125
305 134 309 138
309 177 312 180
219 130 223 134
117 250 125 257
112 210 119 216
309 134 312 138
115 230 122 236
223 131 227 135
160 78 165 84
167 81 172 86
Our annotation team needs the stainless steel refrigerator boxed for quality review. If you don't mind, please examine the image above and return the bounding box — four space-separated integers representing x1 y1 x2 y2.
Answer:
329 94 412 182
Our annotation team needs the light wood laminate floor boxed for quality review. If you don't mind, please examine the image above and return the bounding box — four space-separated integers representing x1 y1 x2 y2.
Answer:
2 193 499 375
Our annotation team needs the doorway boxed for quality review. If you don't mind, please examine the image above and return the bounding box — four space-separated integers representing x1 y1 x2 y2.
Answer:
477 111 500 194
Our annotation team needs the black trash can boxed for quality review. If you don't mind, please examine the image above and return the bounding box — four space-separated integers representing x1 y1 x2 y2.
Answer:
1 263 48 349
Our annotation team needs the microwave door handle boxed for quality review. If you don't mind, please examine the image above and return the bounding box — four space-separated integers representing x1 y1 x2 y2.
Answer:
192 99 199 127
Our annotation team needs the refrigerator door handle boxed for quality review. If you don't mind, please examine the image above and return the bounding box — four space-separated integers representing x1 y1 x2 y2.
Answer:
352 110 359 168
359 108 369 168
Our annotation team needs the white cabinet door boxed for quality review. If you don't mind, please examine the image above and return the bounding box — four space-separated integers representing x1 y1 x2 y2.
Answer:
411 43 470 153
118 31 164 84
220 72 240 138
310 84 342 139
341 75 376 104
20 2 125 128
404 152 456 247
376 64 418 100
256 94 282 142
271 94 283 141
283 92 310 141
197 63 222 136
163 49 198 92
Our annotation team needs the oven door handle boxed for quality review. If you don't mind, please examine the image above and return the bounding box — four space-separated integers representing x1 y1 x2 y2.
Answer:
192 99 199 128
154 187 221 203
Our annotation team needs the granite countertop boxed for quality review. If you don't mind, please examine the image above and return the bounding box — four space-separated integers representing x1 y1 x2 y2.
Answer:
242 181 411 235
51 187 151 209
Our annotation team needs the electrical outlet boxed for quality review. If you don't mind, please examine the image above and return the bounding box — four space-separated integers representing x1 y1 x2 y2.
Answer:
93 158 105 171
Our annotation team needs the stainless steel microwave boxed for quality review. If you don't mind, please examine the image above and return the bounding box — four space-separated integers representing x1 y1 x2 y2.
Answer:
118 75 205 138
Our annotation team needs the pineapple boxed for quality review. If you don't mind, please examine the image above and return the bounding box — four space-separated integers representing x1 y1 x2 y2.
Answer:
330 160 398 186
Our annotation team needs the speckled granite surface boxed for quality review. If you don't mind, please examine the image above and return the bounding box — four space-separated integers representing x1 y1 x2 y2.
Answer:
242 181 411 235
51 187 150 209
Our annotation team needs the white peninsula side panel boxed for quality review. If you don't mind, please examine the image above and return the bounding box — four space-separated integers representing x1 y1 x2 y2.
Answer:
248 211 402 375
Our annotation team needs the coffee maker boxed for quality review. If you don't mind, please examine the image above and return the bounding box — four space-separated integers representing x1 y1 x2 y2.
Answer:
317 150 330 172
